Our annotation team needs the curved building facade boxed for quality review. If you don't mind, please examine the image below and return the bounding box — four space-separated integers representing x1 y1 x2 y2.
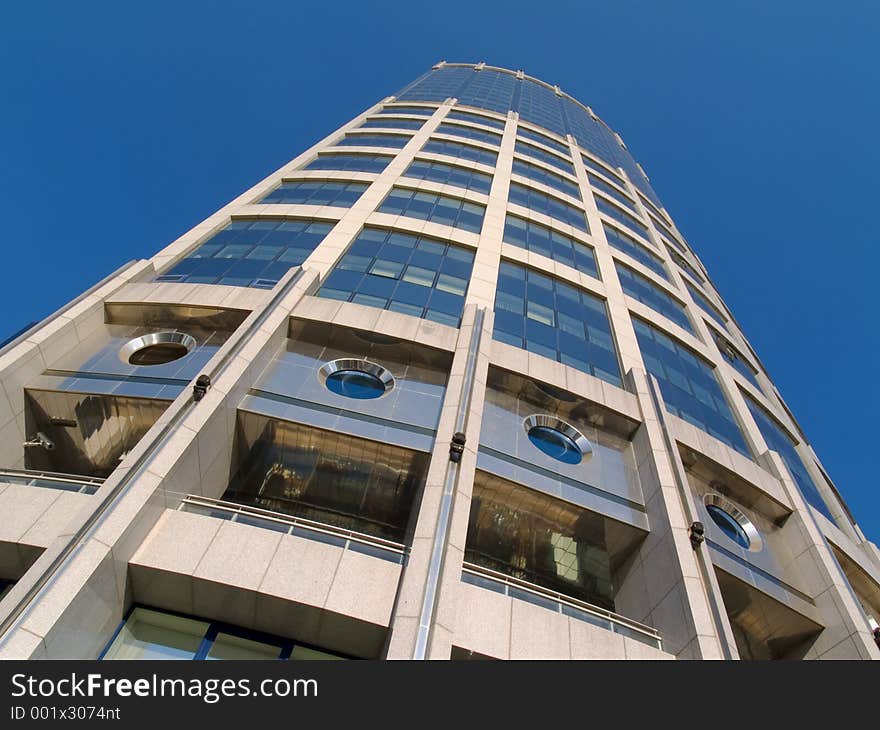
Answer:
0 61 878 660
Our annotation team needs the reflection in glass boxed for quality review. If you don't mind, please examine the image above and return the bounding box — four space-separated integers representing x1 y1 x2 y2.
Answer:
224 414 427 542
102 608 208 660
325 370 386 400
466 473 615 610
706 504 750 549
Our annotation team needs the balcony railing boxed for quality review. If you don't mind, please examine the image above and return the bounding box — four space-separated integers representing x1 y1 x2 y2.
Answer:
0 468 103 495
178 495 407 565
461 561 663 650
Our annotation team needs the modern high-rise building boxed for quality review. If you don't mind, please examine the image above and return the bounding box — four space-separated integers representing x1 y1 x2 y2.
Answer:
0 62 877 661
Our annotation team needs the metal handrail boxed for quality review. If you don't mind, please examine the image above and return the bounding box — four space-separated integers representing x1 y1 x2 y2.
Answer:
0 468 104 494
461 560 662 645
179 495 406 558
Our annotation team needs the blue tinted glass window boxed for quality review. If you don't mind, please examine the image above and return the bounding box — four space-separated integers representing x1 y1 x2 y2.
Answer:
686 282 728 329
589 175 638 214
508 182 588 232
649 214 681 249
503 215 598 279
596 197 650 240
404 160 492 194
581 155 627 189
305 154 391 173
318 228 475 325
156 220 333 288
337 133 410 149
632 317 750 456
360 117 424 131
706 505 750 549
396 66 474 102
714 332 761 389
422 139 497 166
516 80 567 137
743 394 834 520
455 70 518 113
378 188 485 233
512 158 580 199
517 127 570 155
378 105 435 116
528 426 583 464
436 122 502 146
514 140 574 174
259 181 367 207
616 263 692 333
638 193 667 223
325 370 386 399
603 223 667 280
447 110 505 130
668 246 705 284
493 262 621 386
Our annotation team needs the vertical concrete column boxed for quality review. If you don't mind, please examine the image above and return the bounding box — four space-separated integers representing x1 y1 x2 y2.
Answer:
465 112 517 309
619 367 735 659
385 304 493 659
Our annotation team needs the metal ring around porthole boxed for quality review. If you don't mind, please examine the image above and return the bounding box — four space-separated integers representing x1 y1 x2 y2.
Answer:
318 359 395 400
703 493 764 553
119 332 197 366
523 414 592 465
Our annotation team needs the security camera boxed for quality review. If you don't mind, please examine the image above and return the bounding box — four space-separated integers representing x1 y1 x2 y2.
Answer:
23 432 55 451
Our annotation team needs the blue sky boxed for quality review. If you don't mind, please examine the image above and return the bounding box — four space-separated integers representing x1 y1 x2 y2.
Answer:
1 1 877 538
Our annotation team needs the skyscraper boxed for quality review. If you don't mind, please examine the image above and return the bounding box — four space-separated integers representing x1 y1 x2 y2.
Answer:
0 61 877 660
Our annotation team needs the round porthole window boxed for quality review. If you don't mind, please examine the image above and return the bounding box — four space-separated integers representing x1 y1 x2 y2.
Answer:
319 359 394 400
119 332 197 366
703 494 763 552
523 415 592 465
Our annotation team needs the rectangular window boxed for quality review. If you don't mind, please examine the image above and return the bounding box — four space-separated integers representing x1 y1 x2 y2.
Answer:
668 246 705 284
447 109 505 130
493 261 621 386
514 140 575 175
589 174 638 214
422 139 497 166
304 153 392 173
743 394 834 520
360 117 424 131
581 155 628 189
686 282 728 328
101 606 349 661
512 158 581 199
638 192 667 223
378 105 435 116
713 329 761 390
318 227 475 326
649 213 681 248
259 181 367 207
436 122 502 146
508 182 588 232
156 219 333 288
403 159 492 194
595 197 650 241
378 187 485 233
603 223 667 280
616 262 692 333
633 317 751 456
337 133 411 149
503 214 598 279
517 126 570 156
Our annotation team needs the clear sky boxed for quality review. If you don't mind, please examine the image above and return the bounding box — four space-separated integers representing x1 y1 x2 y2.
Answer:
1 1 877 539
